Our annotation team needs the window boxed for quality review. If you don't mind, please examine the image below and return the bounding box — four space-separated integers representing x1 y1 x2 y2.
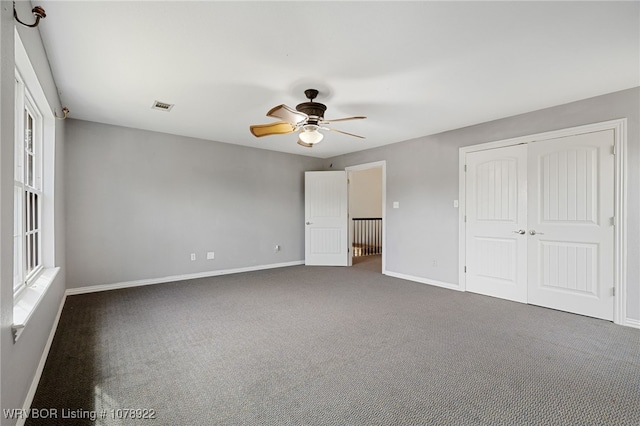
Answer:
12 29 59 342
13 72 43 298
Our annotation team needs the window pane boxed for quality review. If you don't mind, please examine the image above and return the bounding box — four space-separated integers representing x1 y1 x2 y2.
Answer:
28 233 33 272
28 192 33 231
25 109 34 187
27 153 33 187
34 193 38 230
34 231 39 267
24 190 28 232
31 192 35 231
31 233 35 271
26 111 33 151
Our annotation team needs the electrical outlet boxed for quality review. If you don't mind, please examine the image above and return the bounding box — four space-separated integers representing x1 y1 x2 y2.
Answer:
432 259 437 267
190 253 196 261
207 252 215 260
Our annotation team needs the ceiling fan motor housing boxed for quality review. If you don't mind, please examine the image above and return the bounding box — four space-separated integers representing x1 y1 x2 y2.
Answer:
296 102 326 123
296 89 326 124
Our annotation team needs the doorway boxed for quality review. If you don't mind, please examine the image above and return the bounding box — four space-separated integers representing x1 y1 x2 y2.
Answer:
304 161 386 272
346 161 386 273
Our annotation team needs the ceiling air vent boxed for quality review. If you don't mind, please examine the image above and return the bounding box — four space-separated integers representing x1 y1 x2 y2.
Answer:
152 100 174 112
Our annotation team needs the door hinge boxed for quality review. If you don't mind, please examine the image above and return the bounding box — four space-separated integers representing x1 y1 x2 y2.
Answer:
464 215 467 223
464 164 467 172
464 266 467 273
611 216 616 226
611 145 616 155
611 287 616 297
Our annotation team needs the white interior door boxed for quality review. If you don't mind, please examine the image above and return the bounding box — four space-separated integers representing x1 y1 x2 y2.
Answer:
305 171 348 266
465 145 528 302
527 130 615 320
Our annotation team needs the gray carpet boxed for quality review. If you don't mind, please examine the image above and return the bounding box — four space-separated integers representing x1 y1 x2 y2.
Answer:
28 256 640 425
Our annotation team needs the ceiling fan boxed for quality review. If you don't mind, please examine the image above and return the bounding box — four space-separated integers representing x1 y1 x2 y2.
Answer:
250 89 366 148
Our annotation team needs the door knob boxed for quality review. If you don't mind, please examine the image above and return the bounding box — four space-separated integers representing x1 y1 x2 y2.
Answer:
306 221 313 225
529 230 544 235
513 229 526 234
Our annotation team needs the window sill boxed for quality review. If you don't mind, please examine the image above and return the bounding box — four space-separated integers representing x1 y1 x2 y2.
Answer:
12 267 60 342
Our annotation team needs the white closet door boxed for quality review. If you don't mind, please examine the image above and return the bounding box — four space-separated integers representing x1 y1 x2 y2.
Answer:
527 130 615 320
465 144 528 302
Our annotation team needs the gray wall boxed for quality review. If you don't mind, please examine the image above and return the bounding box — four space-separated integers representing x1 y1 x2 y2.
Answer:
65 119 323 288
325 87 640 322
1 1 67 424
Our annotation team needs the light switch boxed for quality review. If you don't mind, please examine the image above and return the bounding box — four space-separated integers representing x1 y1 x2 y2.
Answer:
393 201 399 209
453 200 459 208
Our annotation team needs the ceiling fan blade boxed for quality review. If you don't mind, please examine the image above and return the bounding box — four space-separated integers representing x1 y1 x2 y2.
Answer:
267 104 308 125
322 116 366 124
323 127 365 139
297 139 313 148
250 121 295 138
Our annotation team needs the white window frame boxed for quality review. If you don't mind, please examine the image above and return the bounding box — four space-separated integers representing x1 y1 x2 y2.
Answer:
14 71 44 299
12 30 60 342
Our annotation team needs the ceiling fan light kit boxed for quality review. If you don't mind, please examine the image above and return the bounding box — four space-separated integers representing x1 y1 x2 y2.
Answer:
250 89 366 148
299 125 324 145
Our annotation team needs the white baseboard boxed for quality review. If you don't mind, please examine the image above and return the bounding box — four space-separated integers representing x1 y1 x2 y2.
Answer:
66 260 305 296
384 270 461 291
624 317 640 329
384 272 640 330
17 293 67 426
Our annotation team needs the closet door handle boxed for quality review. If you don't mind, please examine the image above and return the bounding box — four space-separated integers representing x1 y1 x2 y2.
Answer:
513 229 526 235
306 221 313 225
529 230 544 235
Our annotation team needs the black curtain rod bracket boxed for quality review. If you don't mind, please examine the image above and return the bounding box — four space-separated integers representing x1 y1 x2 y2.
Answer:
55 107 70 120
13 2 46 28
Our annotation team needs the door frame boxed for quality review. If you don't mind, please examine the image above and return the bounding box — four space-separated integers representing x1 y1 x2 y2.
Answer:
458 119 628 326
345 161 387 273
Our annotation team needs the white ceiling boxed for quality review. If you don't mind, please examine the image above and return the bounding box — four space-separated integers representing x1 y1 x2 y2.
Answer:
35 1 639 159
